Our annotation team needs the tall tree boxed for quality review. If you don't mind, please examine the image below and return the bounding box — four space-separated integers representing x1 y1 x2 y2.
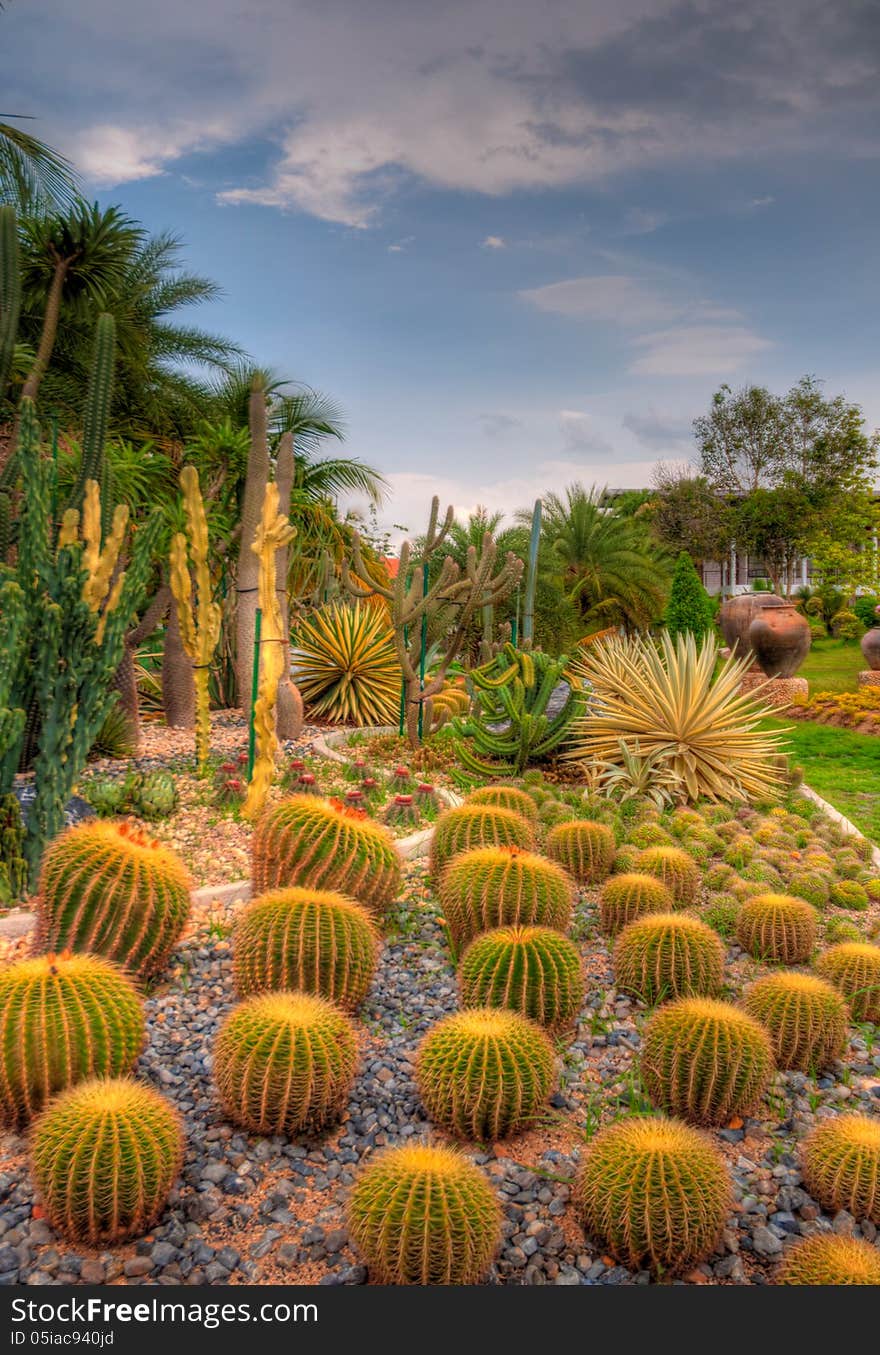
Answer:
694 383 788 494
651 464 735 566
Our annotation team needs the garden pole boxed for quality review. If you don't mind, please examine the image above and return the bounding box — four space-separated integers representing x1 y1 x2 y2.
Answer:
523 498 541 649
247 607 262 780
418 560 428 739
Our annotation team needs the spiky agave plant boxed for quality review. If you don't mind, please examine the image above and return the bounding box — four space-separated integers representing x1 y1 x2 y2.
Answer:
566 632 787 802
292 602 401 726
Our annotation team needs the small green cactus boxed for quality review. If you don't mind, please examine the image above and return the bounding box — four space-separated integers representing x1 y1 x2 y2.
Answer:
613 913 725 1005
640 997 773 1126
134 770 178 821
801 1114 880 1223
633 845 700 906
612 844 640 874
829 880 869 912
466 785 539 824
743 971 848 1072
430 803 536 879
787 870 830 909
598 872 673 936
544 820 615 885
701 894 741 939
346 1143 502 1284
214 991 358 1135
823 917 862 945
458 925 583 1029
736 893 817 964
415 1007 555 1140
574 1115 732 1275
816 941 880 1022
438 845 573 945
30 1078 183 1244
233 887 380 1010
777 1234 880 1285
627 822 674 850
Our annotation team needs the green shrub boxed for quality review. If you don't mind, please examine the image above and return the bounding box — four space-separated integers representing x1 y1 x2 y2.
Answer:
665 552 713 643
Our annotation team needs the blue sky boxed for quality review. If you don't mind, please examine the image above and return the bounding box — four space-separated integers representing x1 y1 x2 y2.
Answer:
4 0 880 536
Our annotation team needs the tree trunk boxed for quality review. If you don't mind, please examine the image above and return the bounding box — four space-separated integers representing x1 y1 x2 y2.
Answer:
114 586 171 750
162 600 195 728
234 377 269 707
20 258 68 404
273 431 304 740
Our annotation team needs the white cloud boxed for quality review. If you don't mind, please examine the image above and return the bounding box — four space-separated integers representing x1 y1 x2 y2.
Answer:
520 275 673 326
559 409 614 456
387 236 414 253
482 235 506 249
629 324 773 376
76 125 178 184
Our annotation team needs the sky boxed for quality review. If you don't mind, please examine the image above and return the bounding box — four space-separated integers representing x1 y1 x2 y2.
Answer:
4 0 880 538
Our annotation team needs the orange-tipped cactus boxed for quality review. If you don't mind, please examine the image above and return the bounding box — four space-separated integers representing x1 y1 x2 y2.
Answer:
801 1115 880 1223
743 971 848 1071
430 804 536 879
777 1234 880 1285
35 821 191 979
613 912 725 1004
438 845 573 946
544 820 615 885
466 785 539 824
599 872 673 936
736 893 817 963
633 846 700 907
458 925 583 1029
815 942 880 1023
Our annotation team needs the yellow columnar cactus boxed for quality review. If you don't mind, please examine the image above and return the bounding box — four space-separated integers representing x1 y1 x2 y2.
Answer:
169 466 222 774
242 481 296 819
57 479 128 642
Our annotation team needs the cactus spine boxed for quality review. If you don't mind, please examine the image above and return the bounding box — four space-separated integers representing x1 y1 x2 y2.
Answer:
169 466 222 775
438 845 573 945
736 893 817 963
777 1235 880 1285
815 942 880 1022
633 845 701 906
599 872 673 936
466 785 539 824
613 913 725 1004
430 804 537 879
743 971 847 1071
801 1115 880 1223
545 820 616 885
459 925 583 1029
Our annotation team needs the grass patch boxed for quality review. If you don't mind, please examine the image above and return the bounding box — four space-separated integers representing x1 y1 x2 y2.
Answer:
764 716 880 844
798 637 864 693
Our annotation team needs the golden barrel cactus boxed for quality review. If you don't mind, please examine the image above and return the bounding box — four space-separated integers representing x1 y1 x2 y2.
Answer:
458 925 584 1029
613 912 725 1005
438 845 573 946
430 804 536 879
736 893 817 964
801 1115 880 1223
815 942 880 1023
466 785 539 824
599 872 673 936
743 971 848 1071
544 820 615 885
633 846 700 907
777 1234 880 1285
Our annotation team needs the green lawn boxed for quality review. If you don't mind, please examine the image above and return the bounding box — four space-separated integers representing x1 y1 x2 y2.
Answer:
798 636 863 693
763 716 880 844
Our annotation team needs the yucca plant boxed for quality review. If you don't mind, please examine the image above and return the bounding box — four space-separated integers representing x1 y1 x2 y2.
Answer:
566 632 786 803
801 1115 880 1222
777 1235 880 1285
458 925 584 1029
596 740 684 810
292 602 401 726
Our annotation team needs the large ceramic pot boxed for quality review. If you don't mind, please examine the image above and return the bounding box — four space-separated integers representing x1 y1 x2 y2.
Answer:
748 603 811 678
719 593 787 666
861 627 880 671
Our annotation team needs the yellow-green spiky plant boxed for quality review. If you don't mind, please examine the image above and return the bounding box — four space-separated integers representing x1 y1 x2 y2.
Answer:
736 893 817 963
599 872 674 936
293 602 401 726
566 631 786 802
574 1116 732 1275
168 465 222 775
633 845 701 907
214 991 358 1135
801 1115 880 1223
458 925 584 1029
777 1235 880 1286
429 804 536 879
346 1143 502 1284
639 997 773 1126
232 886 380 1010
438 846 573 946
415 1008 555 1140
252 795 402 919
743 971 848 1071
544 820 615 885
815 942 880 1023
0 953 144 1127
30 1078 183 1244
613 913 725 1005
466 785 539 824
35 821 192 979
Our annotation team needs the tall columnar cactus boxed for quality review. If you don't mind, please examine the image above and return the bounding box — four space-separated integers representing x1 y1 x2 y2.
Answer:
346 1143 502 1285
342 496 523 746
777 1235 880 1286
30 1078 184 1244
0 953 145 1127
466 785 539 824
633 845 701 906
639 997 774 1126
815 942 880 1022
545 820 616 886
451 643 584 776
599 872 673 936
801 1115 880 1223
251 796 402 918
233 886 380 1009
613 913 725 1005
169 466 222 775
743 971 848 1071
0 793 26 907
736 893 817 963
65 313 116 534
458 924 584 1029
574 1116 732 1275
430 803 536 879
214 991 358 1135
35 821 192 979
438 845 573 945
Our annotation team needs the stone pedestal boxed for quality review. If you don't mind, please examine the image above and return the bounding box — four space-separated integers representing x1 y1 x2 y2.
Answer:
858 670 880 688
740 672 808 707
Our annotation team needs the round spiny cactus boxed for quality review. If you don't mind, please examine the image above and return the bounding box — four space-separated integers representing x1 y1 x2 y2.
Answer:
30 1078 183 1244
702 893 741 939
415 1007 555 1140
0 953 145 1128
613 845 640 875
430 804 536 879
736 893 817 964
233 887 380 1010
438 846 573 946
458 925 584 1029
823 917 862 946
705 863 737 892
35 821 191 979
613 913 725 1005
544 819 616 886
639 997 773 1126
346 1143 501 1284
599 872 673 936
628 822 675 851
801 1115 880 1223
633 845 700 907
214 991 357 1135
776 1234 880 1286
668 808 705 837
829 880 869 912
865 879 880 902
252 795 402 918
815 942 880 1022
743 971 848 1072
574 1116 732 1274
787 871 830 909
466 785 539 824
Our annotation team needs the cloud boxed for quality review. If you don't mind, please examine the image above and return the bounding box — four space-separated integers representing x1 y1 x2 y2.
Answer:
76 125 181 184
482 235 506 249
748 195 775 208
387 236 414 253
622 207 669 235
559 409 614 456
520 275 673 326
478 413 522 439
622 409 694 448
629 324 773 376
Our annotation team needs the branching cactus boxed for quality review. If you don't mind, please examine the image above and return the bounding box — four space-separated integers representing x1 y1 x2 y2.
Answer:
459 924 583 1029
743 971 848 1071
439 845 573 945
777 1235 880 1286
0 953 145 1126
430 804 536 879
346 1143 502 1285
169 466 222 775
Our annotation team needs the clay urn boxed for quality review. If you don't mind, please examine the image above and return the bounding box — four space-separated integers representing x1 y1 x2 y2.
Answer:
748 602 811 678
719 593 787 667
861 627 880 671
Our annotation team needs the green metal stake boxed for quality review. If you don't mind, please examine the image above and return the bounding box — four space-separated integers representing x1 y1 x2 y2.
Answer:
417 560 428 740
247 607 262 780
